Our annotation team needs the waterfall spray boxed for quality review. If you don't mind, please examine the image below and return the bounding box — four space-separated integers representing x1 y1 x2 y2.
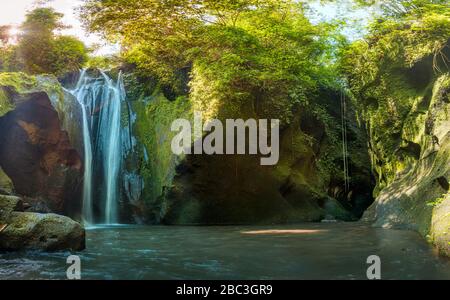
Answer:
101 72 123 224
69 69 94 224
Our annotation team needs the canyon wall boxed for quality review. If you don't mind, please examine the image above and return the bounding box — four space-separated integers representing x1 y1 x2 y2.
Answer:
123 74 374 224
345 38 450 256
0 73 83 216
0 72 85 251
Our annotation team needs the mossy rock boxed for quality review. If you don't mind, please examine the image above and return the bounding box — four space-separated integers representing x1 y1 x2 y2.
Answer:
0 86 15 117
0 72 83 216
360 53 450 256
0 73 63 105
0 73 78 147
323 198 356 221
0 195 23 221
125 70 373 224
0 167 14 195
0 72 71 128
0 212 85 251
430 195 450 256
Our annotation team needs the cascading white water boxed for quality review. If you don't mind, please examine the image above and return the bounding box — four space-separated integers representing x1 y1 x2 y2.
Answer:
101 72 123 224
69 70 124 225
69 69 94 225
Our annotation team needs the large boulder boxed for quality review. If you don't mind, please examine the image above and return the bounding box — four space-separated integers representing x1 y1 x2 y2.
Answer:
0 195 85 251
0 212 85 251
0 73 83 216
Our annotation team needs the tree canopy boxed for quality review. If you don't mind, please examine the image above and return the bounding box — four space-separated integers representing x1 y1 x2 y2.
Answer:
340 0 450 98
0 7 88 76
81 0 341 123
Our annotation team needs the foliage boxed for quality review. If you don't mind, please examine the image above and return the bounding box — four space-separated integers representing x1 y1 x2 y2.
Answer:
85 55 121 70
15 8 64 74
0 26 11 46
354 0 449 17
81 0 342 124
427 193 447 207
1 7 88 76
51 36 89 75
341 1 450 98
341 1 450 194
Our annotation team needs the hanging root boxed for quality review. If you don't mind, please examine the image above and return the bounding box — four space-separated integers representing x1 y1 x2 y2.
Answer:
340 87 350 194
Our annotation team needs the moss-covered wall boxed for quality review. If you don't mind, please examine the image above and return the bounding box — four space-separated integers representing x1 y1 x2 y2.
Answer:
0 87 15 117
124 72 373 224
122 73 192 222
0 72 83 217
132 94 191 222
360 57 450 256
341 9 450 255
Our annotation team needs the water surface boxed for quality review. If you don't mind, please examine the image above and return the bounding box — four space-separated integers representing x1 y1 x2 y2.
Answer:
1 223 449 279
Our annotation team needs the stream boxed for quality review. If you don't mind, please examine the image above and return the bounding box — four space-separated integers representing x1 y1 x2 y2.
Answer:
1 223 449 280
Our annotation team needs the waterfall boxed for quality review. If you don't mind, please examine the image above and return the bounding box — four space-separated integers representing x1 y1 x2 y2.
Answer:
69 70 125 225
102 72 123 224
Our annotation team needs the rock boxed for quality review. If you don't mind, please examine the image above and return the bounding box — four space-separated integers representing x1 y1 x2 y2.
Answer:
323 197 356 221
359 46 450 256
0 195 23 221
0 166 14 195
123 173 144 206
0 212 85 251
0 195 85 251
59 90 84 158
21 196 53 214
430 195 450 257
0 86 15 117
0 73 83 216
125 73 374 224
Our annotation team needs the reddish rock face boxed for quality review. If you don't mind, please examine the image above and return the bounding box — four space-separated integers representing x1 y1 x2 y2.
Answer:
0 91 82 216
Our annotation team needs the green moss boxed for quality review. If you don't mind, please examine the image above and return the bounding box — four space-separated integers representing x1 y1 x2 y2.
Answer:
0 72 66 120
0 88 14 117
430 194 450 256
132 89 192 212
0 72 38 117
0 73 64 116
359 70 450 254
0 72 38 92
0 167 14 195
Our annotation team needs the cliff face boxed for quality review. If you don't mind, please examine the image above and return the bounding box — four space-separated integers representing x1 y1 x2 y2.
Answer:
0 73 83 216
362 70 450 256
124 74 374 224
347 39 450 256
339 6 450 255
